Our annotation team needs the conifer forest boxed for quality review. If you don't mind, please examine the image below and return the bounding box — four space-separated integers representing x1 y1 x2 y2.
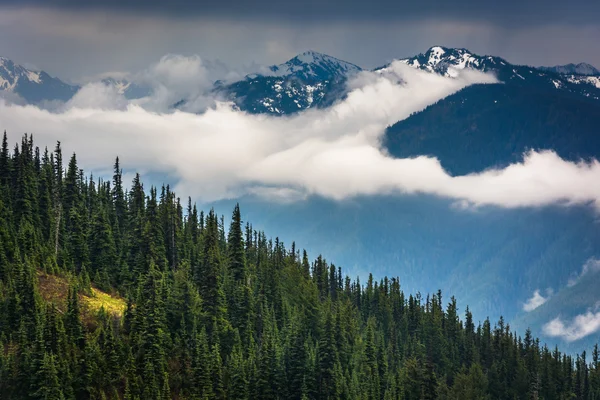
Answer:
1 132 600 399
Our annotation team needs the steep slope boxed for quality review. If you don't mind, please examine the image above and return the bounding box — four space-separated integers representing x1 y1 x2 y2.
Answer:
216 50 362 114
383 83 600 175
214 194 600 325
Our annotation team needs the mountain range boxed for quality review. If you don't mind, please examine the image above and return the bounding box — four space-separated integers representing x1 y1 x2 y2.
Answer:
2 46 599 112
540 62 600 76
0 57 150 103
3 47 600 354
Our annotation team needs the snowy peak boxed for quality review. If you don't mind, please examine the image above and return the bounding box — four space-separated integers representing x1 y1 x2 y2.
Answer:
262 50 362 81
398 46 507 77
216 50 363 115
0 56 44 91
539 62 600 76
396 46 600 100
0 56 78 103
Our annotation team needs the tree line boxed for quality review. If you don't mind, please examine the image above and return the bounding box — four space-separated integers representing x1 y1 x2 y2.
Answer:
0 132 599 399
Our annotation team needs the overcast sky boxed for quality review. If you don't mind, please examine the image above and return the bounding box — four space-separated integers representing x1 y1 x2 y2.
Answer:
0 1 599 81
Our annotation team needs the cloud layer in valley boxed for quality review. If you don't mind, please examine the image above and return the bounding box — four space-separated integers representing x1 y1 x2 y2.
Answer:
2 61 600 212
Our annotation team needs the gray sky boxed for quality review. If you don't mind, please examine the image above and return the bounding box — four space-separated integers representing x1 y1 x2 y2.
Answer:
0 2 599 81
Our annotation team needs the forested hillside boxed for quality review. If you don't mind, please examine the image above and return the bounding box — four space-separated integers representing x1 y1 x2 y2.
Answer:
384 83 600 175
1 132 600 399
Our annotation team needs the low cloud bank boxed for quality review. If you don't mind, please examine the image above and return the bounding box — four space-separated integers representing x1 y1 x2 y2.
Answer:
2 61 600 211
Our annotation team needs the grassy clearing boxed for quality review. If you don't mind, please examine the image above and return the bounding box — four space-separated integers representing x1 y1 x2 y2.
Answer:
37 271 126 319
83 287 126 317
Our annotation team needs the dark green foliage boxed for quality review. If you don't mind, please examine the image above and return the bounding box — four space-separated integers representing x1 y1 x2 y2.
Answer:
384 83 600 175
0 134 598 399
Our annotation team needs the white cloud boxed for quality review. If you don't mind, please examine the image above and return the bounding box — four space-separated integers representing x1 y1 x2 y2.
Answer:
2 62 600 212
523 289 550 312
543 306 600 342
130 54 216 113
119 54 249 113
568 258 600 287
65 82 128 110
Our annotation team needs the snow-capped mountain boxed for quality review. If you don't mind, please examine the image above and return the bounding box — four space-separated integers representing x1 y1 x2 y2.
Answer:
216 51 362 115
540 62 600 76
0 56 78 103
0 56 152 104
397 46 509 76
216 46 600 115
262 50 362 81
394 46 600 100
3 47 600 113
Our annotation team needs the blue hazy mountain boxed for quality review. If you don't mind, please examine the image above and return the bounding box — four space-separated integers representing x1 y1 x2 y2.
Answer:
540 62 600 76
0 56 78 103
0 57 151 104
511 266 600 355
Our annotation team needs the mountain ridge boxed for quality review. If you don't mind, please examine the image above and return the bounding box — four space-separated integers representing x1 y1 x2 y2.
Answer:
540 62 600 76
3 47 600 110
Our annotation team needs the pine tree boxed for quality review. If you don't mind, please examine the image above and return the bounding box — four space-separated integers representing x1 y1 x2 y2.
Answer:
32 352 65 400
192 328 214 399
197 209 227 334
228 204 246 282
0 131 10 187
